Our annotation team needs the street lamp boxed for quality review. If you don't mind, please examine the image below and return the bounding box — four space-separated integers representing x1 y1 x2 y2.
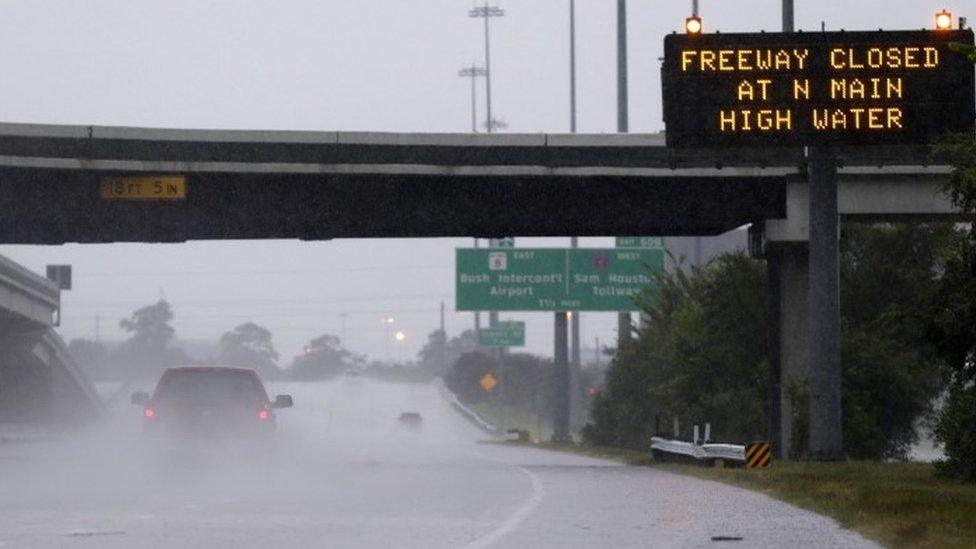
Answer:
381 317 396 361
394 331 406 342
935 9 953 30
569 0 577 133
469 3 505 133
458 64 487 133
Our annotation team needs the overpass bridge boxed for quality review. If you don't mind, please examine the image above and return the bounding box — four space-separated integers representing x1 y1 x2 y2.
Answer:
0 122 961 455
0 254 103 429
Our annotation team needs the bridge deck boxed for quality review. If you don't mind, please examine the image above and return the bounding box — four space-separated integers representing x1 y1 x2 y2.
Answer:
0 123 950 244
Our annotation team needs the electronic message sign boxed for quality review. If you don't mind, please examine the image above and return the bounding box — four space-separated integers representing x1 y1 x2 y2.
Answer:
662 30 975 148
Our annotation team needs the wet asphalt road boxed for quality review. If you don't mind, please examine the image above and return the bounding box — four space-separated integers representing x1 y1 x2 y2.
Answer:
0 378 878 548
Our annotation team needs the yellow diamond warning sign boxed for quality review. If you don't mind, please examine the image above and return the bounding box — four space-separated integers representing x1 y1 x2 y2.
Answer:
479 373 498 392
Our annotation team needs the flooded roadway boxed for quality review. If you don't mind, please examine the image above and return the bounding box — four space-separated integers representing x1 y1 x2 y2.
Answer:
0 378 877 548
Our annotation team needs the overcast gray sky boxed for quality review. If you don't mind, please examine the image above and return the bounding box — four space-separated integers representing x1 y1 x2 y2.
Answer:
0 1 961 363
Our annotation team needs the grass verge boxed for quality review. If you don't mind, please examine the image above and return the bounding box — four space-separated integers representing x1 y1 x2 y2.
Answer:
531 443 976 549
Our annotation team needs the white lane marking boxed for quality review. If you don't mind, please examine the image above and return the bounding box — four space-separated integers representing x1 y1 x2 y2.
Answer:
464 465 545 549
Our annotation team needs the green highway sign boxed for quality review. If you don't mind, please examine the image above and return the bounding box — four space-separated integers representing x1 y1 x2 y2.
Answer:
477 321 525 347
616 236 665 249
491 237 516 248
456 248 664 312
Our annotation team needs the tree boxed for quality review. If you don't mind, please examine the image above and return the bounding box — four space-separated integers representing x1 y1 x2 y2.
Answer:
929 87 976 479
839 224 951 459
116 300 188 377
417 329 480 377
585 236 951 459
219 322 281 379
416 329 448 376
289 334 352 381
446 351 496 405
585 253 768 448
119 300 175 356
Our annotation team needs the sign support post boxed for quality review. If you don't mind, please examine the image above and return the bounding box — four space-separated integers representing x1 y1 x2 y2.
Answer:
807 145 843 460
570 237 581 430
616 0 631 351
552 311 571 442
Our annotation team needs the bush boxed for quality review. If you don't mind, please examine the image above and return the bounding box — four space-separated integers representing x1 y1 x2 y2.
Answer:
935 386 976 482
584 252 769 448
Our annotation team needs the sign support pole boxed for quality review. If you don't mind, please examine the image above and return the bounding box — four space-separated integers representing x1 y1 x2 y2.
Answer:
807 145 843 460
767 0 793 461
570 237 581 429
552 311 571 442
474 238 481 333
616 0 632 349
487 239 504 433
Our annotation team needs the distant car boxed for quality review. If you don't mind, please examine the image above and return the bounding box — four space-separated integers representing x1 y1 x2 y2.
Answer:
399 412 422 424
131 366 293 438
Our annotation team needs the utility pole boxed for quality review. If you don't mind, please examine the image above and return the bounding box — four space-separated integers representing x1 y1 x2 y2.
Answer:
616 0 631 348
469 3 505 133
458 64 487 133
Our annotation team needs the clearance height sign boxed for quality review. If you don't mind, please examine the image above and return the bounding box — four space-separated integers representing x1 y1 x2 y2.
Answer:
662 30 975 148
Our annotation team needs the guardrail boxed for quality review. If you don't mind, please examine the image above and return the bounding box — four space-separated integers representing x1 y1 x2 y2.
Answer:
650 424 747 465
435 379 498 435
650 437 746 463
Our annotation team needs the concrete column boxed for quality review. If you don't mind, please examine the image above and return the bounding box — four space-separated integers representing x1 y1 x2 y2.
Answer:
807 147 844 460
569 312 583 430
766 250 783 457
773 246 809 458
570 238 582 430
552 312 570 442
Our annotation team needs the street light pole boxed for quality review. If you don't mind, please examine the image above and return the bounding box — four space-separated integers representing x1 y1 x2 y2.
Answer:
458 64 487 133
569 0 577 133
381 317 395 362
616 0 628 133
469 3 505 133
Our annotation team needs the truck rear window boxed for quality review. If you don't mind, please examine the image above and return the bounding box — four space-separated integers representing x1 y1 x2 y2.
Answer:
153 369 269 404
